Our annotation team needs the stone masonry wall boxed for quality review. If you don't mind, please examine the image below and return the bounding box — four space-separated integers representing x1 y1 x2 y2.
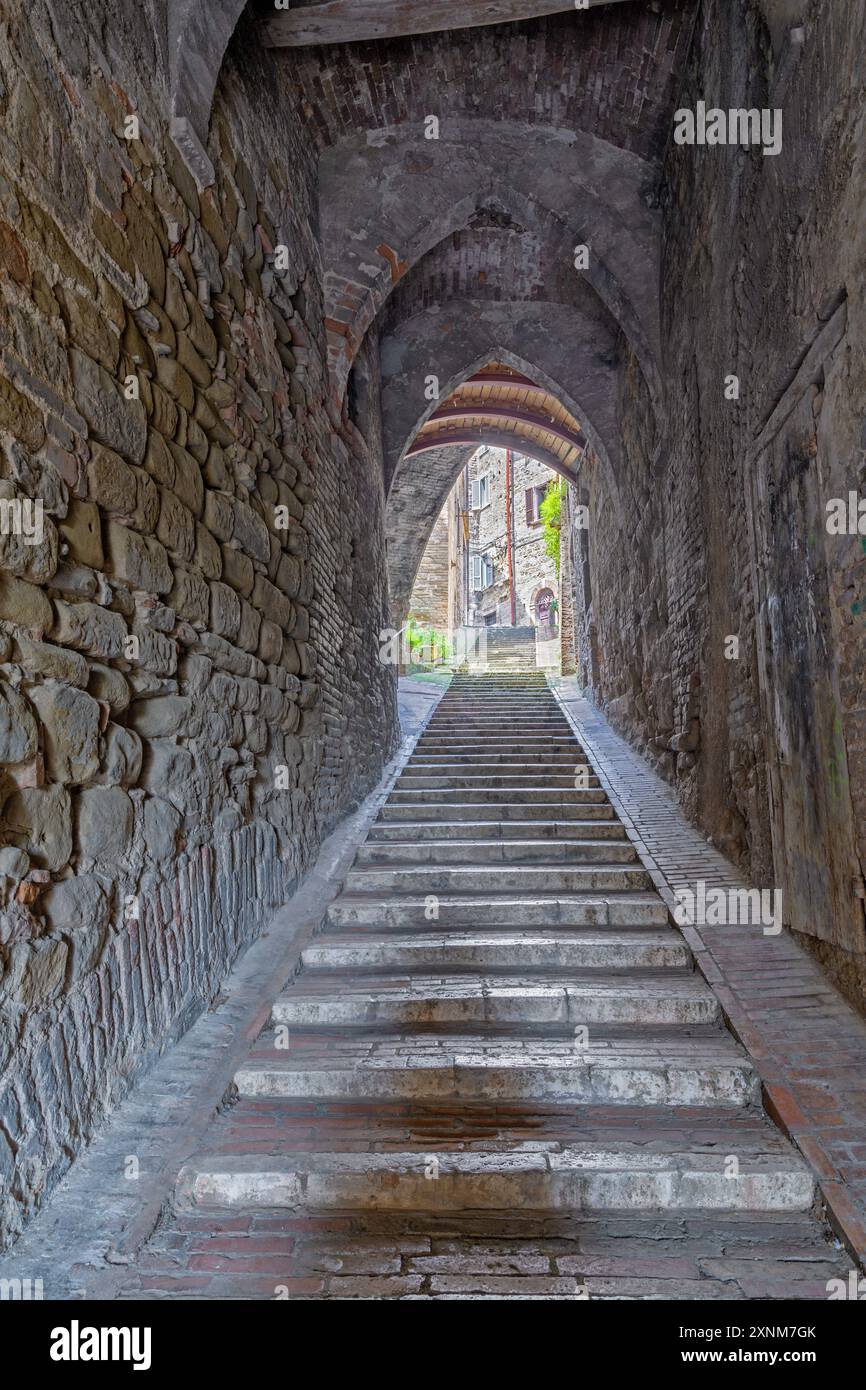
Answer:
569 0 866 1010
0 0 396 1246
408 503 449 629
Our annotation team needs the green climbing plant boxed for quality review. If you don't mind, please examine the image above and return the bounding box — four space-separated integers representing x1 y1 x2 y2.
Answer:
539 477 564 576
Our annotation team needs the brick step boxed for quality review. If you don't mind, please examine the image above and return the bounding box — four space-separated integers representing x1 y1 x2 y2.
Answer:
176 1145 814 1214
377 802 617 822
305 931 689 972
354 839 639 867
232 1039 760 1107
367 819 627 841
342 864 653 894
324 892 670 929
271 975 720 1027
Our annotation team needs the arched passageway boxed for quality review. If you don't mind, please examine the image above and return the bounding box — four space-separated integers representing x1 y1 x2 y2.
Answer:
0 0 865 1310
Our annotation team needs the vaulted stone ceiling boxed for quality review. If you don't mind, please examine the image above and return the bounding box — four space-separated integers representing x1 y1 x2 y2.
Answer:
287 1 695 410
169 0 697 618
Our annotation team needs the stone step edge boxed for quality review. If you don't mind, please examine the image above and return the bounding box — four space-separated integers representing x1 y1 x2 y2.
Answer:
176 1148 815 1213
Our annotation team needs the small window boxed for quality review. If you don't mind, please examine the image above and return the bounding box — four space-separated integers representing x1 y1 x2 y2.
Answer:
471 551 495 590
525 485 547 525
470 474 490 510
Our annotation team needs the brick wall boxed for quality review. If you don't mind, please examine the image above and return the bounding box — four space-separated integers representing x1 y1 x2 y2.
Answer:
564 0 866 1010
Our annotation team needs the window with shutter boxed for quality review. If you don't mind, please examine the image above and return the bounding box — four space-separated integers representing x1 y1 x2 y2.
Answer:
525 487 534 524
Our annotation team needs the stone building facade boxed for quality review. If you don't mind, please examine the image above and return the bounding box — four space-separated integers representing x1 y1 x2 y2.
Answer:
408 446 560 643
432 446 559 633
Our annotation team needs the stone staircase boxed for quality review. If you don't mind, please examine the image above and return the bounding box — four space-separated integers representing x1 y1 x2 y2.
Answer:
175 673 824 1293
466 624 538 671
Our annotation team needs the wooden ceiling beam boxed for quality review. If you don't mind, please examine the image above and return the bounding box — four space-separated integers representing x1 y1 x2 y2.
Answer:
425 403 586 451
260 1 633 50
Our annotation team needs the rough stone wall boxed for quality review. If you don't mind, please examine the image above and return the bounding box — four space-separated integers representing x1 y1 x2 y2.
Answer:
0 0 396 1246
569 0 866 1008
407 504 449 629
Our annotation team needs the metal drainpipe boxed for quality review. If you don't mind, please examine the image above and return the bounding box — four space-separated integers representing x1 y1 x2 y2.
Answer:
505 448 516 626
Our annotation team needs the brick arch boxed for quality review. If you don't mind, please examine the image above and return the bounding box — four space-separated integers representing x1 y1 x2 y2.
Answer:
385 343 621 629
319 122 662 404
381 310 624 514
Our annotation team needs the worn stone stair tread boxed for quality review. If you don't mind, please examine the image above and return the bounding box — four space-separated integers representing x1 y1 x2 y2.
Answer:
303 931 690 970
378 801 616 820
177 1145 813 1212
233 1039 759 1106
342 864 654 893
386 795 608 806
324 893 671 928
368 819 626 840
354 839 638 866
272 975 721 1025
398 771 599 782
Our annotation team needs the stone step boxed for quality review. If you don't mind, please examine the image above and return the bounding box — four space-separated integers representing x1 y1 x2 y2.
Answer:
324 892 670 929
402 761 593 774
426 711 570 720
176 1146 814 1214
396 773 602 789
426 719 572 729
414 743 586 756
232 1038 760 1106
377 801 616 822
427 704 562 713
408 752 587 764
304 930 688 971
368 819 627 841
386 787 609 804
272 975 720 1027
354 839 638 866
343 864 653 894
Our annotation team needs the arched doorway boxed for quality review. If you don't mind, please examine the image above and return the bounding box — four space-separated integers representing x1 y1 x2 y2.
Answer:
533 586 558 640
